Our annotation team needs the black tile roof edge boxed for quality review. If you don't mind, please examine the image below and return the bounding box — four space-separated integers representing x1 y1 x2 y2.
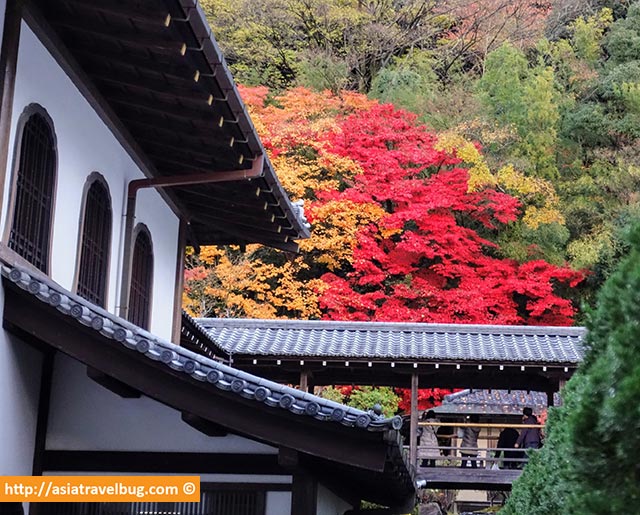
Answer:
175 0 311 239
195 317 587 337
2 263 402 434
181 310 229 359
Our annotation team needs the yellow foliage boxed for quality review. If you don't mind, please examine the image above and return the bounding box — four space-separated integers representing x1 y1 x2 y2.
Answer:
301 200 387 270
435 132 564 229
435 132 496 191
497 165 564 229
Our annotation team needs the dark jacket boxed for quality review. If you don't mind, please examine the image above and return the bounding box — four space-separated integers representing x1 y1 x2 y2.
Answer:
516 415 541 448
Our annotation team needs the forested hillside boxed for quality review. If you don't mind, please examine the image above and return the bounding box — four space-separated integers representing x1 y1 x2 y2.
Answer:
185 0 640 324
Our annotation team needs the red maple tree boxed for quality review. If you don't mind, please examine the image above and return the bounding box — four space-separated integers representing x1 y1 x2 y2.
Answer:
316 104 583 326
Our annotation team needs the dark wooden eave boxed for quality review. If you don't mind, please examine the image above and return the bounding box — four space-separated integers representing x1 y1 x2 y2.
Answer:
27 0 310 251
1 270 414 509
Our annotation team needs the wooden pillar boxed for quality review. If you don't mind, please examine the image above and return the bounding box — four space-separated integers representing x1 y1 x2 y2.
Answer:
559 378 567 391
0 0 24 216
291 469 318 515
299 370 309 392
279 448 317 515
171 219 187 344
409 372 419 470
546 389 555 407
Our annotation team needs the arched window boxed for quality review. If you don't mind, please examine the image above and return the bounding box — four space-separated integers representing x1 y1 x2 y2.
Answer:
128 226 153 329
8 110 57 272
76 177 112 307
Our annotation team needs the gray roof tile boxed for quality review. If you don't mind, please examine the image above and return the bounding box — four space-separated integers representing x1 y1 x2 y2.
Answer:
3 265 402 433
197 318 586 364
433 389 560 416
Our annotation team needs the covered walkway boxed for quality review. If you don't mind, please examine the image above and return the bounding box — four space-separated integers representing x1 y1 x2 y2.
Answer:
195 318 585 483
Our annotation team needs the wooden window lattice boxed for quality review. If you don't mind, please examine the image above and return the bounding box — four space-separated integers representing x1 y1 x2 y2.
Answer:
8 113 56 272
77 180 112 307
128 229 153 329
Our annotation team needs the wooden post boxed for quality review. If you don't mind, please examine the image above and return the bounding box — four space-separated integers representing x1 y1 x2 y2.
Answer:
409 372 419 470
291 469 317 515
299 370 309 392
279 448 318 515
546 389 555 407
0 0 23 217
171 219 187 344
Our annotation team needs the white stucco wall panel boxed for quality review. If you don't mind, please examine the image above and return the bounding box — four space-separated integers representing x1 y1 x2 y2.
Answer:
267 491 292 515
2 23 179 339
47 353 277 454
0 289 43 476
0 0 6 46
317 483 353 515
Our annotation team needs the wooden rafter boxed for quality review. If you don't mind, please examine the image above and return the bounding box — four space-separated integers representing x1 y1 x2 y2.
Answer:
58 0 169 27
50 19 181 54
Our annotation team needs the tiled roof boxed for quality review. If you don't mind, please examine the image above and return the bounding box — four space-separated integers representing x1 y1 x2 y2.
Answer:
197 318 586 365
433 389 559 416
2 265 402 433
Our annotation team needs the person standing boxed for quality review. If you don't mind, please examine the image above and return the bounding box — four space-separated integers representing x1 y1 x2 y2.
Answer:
460 414 481 468
515 407 541 466
419 410 441 467
495 426 519 469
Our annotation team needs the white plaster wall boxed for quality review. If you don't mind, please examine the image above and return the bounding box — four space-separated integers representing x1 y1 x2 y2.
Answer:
267 492 292 515
1 23 179 339
0 286 43 476
317 484 353 515
0 0 6 46
47 353 278 454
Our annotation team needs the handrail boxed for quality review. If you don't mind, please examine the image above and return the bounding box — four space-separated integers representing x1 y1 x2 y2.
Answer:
419 421 543 429
412 443 537 464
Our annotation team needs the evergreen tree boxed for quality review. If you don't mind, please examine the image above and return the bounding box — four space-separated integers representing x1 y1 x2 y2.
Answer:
505 224 640 514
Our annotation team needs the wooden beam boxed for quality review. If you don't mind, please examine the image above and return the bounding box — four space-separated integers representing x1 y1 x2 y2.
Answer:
0 0 23 220
145 152 244 175
181 412 229 437
32 351 54 477
74 48 199 85
191 208 288 234
90 69 209 103
193 211 287 237
59 0 170 26
416 467 521 491
119 115 239 148
181 189 269 212
106 90 222 125
136 136 226 163
43 451 286 474
87 367 141 398
50 19 183 54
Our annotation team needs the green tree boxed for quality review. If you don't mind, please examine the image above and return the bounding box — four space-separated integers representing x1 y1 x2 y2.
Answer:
505 224 640 514
478 43 561 178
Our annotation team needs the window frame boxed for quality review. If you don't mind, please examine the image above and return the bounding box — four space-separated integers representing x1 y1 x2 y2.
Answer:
127 223 154 330
4 104 58 274
74 172 113 308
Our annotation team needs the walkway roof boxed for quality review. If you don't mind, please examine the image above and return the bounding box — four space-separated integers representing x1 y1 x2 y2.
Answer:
197 318 586 391
198 318 586 364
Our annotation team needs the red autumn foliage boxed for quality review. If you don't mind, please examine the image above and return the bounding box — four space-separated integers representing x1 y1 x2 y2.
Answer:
396 387 456 413
316 104 584 325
